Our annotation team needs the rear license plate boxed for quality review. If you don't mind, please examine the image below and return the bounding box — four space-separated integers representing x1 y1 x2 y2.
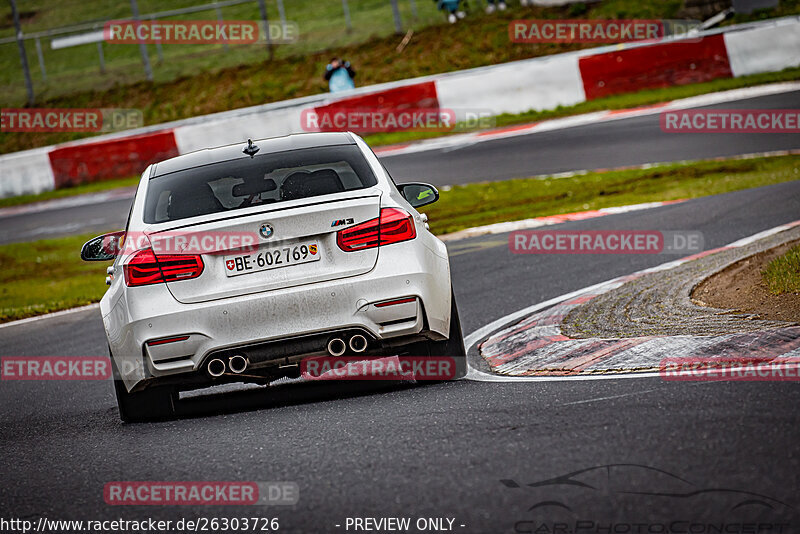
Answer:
224 242 320 277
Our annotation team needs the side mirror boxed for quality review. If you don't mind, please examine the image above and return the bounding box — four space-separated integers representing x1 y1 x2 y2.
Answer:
81 231 125 262
398 182 439 208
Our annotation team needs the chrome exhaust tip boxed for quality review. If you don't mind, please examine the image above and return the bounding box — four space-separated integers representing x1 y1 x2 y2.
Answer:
229 355 248 374
207 358 226 378
327 337 347 357
349 334 368 353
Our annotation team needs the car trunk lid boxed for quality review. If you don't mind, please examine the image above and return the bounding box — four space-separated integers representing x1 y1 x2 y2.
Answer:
151 192 381 304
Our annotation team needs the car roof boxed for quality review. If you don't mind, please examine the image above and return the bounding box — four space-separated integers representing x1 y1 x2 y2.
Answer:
151 132 356 178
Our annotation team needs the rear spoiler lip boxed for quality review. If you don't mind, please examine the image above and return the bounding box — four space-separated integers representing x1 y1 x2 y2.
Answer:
142 191 384 235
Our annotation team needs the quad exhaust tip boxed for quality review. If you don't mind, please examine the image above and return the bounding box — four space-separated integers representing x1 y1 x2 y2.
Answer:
349 334 368 353
209 335 365 375
207 358 226 378
327 337 347 357
229 355 248 374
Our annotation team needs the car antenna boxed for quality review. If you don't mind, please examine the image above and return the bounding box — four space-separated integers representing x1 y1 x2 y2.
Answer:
243 139 260 158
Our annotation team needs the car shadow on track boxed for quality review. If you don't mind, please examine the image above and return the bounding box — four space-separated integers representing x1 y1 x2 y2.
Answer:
149 378 449 424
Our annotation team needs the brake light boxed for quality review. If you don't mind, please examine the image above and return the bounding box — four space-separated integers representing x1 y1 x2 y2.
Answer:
123 248 204 287
336 208 416 252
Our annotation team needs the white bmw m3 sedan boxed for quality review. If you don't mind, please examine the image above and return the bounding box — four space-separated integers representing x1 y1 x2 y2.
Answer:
81 132 465 422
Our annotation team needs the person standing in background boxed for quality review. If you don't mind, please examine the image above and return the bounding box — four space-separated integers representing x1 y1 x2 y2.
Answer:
324 57 356 93
485 0 507 13
434 0 465 23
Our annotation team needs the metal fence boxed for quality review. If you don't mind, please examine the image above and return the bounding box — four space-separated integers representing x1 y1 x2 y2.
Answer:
1 0 452 106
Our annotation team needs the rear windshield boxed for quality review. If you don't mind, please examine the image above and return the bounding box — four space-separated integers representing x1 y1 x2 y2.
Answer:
144 145 378 224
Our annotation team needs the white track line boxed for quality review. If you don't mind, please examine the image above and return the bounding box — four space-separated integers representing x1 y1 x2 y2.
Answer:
439 200 678 242
0 303 99 330
0 187 136 219
463 220 800 382
377 82 800 158
561 387 663 405
464 368 664 382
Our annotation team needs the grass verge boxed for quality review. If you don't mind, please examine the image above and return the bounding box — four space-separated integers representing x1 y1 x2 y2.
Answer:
0 233 109 322
762 244 800 295
3 0 799 155
2 154 798 323
419 155 800 235
0 175 139 209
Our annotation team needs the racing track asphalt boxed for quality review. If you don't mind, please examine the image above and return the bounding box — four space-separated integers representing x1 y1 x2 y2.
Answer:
1 180 800 530
1 89 798 245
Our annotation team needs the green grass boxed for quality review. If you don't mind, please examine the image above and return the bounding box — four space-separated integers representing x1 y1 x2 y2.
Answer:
0 175 139 208
0 232 111 322
2 0 798 155
418 155 800 235
4 0 794 108
2 154 799 322
762 244 800 295
0 0 443 104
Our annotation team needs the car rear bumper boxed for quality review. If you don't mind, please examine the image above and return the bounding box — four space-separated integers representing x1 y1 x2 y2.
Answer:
104 241 451 392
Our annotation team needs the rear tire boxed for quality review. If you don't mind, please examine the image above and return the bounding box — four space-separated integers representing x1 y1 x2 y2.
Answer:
110 349 176 423
423 291 467 379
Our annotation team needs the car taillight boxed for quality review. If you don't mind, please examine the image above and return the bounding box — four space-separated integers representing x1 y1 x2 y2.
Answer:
123 248 204 287
337 208 416 252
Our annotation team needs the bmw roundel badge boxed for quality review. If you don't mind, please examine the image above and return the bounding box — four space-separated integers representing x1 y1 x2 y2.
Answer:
259 223 274 239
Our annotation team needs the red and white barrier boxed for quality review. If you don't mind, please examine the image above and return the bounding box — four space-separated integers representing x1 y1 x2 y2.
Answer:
0 148 55 198
173 103 316 155
436 53 586 118
578 34 732 100
1 17 798 199
724 20 800 77
48 130 178 188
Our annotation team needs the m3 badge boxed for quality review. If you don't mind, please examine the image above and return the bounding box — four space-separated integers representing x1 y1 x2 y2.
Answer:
331 218 354 227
